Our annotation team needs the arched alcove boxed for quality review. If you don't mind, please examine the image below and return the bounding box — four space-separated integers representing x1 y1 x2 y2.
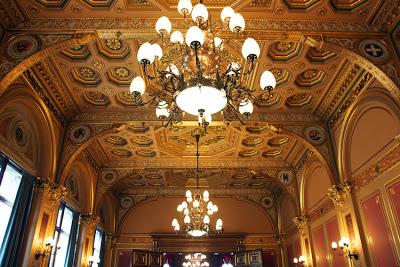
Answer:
304 163 332 212
0 87 57 177
119 197 274 234
339 88 400 178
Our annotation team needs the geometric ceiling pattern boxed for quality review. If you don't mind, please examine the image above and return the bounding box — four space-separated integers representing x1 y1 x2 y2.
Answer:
4 0 398 210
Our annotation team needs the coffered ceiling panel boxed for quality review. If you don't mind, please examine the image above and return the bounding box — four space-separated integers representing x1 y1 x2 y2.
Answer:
20 0 380 23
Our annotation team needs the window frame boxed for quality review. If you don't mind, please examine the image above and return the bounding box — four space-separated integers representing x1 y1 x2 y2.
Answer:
48 202 77 267
91 227 105 267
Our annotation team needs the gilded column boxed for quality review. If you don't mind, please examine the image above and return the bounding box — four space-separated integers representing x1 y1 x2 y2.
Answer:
78 213 100 267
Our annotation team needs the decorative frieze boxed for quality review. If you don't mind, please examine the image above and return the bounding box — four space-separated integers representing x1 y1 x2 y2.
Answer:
328 180 353 207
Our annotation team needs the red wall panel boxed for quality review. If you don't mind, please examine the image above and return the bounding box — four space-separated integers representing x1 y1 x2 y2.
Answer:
361 192 397 266
388 178 400 223
293 238 301 259
262 250 277 267
312 226 328 267
286 243 294 267
325 217 346 267
117 250 133 267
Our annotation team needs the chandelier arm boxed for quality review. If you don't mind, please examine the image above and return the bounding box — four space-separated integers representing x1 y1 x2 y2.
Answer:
193 46 203 79
245 59 256 75
227 101 247 125
143 64 157 80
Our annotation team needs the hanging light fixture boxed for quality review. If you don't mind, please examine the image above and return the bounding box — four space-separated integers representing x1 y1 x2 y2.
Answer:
171 131 223 237
182 253 209 267
130 0 277 132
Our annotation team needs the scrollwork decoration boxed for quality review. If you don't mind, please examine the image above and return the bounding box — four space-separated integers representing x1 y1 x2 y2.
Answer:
327 179 353 207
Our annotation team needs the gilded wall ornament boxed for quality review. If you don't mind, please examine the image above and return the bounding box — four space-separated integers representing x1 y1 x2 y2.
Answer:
80 213 99 226
293 214 309 229
328 180 353 207
35 178 67 206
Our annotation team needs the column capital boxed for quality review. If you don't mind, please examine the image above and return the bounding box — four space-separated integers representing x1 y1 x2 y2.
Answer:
328 179 353 207
79 213 99 227
35 177 67 206
293 214 309 230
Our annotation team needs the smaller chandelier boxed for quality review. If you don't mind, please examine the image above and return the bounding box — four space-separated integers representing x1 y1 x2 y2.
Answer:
183 253 209 267
172 132 223 237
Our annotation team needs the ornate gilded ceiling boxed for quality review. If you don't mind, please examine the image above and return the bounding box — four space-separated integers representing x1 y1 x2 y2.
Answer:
1 0 399 211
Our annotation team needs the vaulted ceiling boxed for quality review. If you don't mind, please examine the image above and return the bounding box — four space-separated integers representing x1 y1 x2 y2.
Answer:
1 0 398 229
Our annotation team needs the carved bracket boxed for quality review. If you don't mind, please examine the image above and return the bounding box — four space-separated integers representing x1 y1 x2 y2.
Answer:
328 179 353 207
273 232 287 242
293 214 309 230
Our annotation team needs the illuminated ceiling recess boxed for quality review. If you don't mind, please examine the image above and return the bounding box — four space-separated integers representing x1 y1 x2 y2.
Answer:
171 131 223 237
130 0 277 131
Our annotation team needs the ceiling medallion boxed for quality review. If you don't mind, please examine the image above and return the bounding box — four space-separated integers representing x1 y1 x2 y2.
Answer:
171 130 223 237
129 0 277 132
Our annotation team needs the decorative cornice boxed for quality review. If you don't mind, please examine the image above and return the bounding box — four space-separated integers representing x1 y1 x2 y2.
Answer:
73 111 320 123
328 72 374 128
327 180 353 207
294 149 313 172
315 63 362 120
353 144 400 190
293 214 309 230
15 18 380 33
22 70 67 126
120 188 270 196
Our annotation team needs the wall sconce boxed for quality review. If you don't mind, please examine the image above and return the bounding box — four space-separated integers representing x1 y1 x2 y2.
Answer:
35 237 55 260
331 237 359 261
293 255 306 266
88 255 100 267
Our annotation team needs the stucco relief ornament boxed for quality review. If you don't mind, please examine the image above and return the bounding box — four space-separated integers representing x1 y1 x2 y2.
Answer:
35 178 67 206
80 213 100 226
293 214 309 230
273 232 287 242
328 180 353 207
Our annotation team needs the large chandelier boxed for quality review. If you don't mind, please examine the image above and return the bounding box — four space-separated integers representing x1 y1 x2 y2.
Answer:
130 0 277 131
171 131 223 237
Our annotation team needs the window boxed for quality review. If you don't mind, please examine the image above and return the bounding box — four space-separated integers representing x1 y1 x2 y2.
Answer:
0 156 23 247
91 228 104 267
48 203 78 267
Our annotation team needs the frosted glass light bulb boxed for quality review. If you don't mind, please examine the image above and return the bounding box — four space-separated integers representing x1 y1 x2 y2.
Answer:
242 38 260 60
229 13 245 33
184 215 190 224
185 26 205 47
260 70 276 91
182 201 188 209
177 204 183 212
331 241 338 249
178 0 193 16
293 258 298 264
203 215 210 224
239 99 253 116
192 3 208 23
184 208 189 215
221 7 235 23
172 218 178 226
193 200 200 208
214 37 223 49
170 31 184 45
137 42 155 65
203 190 209 199
156 16 172 34
152 43 163 59
186 190 192 198
130 76 146 95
